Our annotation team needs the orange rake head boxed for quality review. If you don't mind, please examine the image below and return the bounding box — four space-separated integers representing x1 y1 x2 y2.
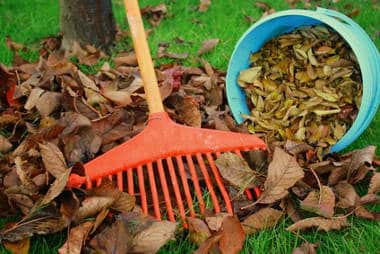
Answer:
67 0 267 223
68 112 266 222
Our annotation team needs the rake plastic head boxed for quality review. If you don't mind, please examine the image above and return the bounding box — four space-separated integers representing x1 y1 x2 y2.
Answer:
68 112 266 222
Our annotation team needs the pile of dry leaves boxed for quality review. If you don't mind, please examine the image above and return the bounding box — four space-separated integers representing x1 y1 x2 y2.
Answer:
0 3 379 254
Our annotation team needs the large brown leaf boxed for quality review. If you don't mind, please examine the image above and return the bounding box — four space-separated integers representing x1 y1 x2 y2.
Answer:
205 212 230 231
346 146 376 182
215 152 259 190
241 207 283 234
300 186 335 218
286 216 348 232
58 221 94 254
187 217 211 246
368 172 380 194
171 95 201 127
39 142 67 178
131 220 177 254
90 216 132 254
218 216 245 254
0 206 68 242
258 148 304 204
75 196 115 221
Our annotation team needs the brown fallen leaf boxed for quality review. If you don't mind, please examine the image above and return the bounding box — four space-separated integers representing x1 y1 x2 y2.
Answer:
218 216 245 254
131 220 177 254
205 212 230 231
359 193 380 205
90 216 132 254
141 3 168 27
113 52 138 67
197 38 220 56
0 134 12 153
354 206 380 221
39 142 68 178
368 172 380 194
193 233 222 254
0 206 69 242
286 216 348 232
334 182 359 208
347 146 376 182
292 242 319 254
35 91 62 117
258 147 304 204
188 217 212 246
58 112 92 136
5 36 25 51
3 238 30 254
215 152 259 190
255 1 270 11
90 208 109 234
286 198 302 222
14 157 38 194
199 0 211 12
170 95 202 127
58 221 94 254
284 140 313 156
241 207 283 234
300 185 335 218
75 196 115 221
59 190 80 223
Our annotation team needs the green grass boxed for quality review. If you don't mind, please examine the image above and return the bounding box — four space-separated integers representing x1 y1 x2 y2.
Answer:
0 0 379 253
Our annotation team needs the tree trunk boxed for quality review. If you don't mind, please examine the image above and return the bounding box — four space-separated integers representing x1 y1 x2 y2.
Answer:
60 0 116 51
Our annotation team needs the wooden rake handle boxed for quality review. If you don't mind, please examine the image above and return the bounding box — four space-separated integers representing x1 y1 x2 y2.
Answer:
123 0 164 113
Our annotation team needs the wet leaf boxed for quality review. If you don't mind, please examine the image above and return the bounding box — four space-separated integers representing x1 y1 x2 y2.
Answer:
131 220 177 254
258 148 304 204
300 185 335 218
197 38 220 56
286 216 348 232
58 221 94 254
241 207 283 234
3 238 30 254
215 152 259 190
188 217 212 246
219 216 245 254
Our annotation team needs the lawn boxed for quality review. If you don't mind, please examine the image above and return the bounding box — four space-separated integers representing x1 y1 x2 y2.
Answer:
0 0 379 253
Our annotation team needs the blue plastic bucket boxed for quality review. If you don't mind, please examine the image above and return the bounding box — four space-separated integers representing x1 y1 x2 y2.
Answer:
226 7 380 153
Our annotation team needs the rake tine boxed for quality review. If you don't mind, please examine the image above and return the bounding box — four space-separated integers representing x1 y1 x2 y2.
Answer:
137 166 147 214
157 159 175 222
176 156 195 217
147 162 161 219
166 157 186 222
205 153 233 214
127 169 134 195
96 178 102 186
185 154 205 214
117 172 123 191
196 153 220 213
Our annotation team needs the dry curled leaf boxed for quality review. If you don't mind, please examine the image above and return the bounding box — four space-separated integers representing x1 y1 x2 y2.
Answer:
241 207 283 234
188 217 212 246
58 221 94 254
205 212 230 231
197 38 220 56
131 220 177 254
286 216 348 232
258 147 304 204
300 185 335 218
75 196 115 221
215 152 259 190
39 142 68 178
